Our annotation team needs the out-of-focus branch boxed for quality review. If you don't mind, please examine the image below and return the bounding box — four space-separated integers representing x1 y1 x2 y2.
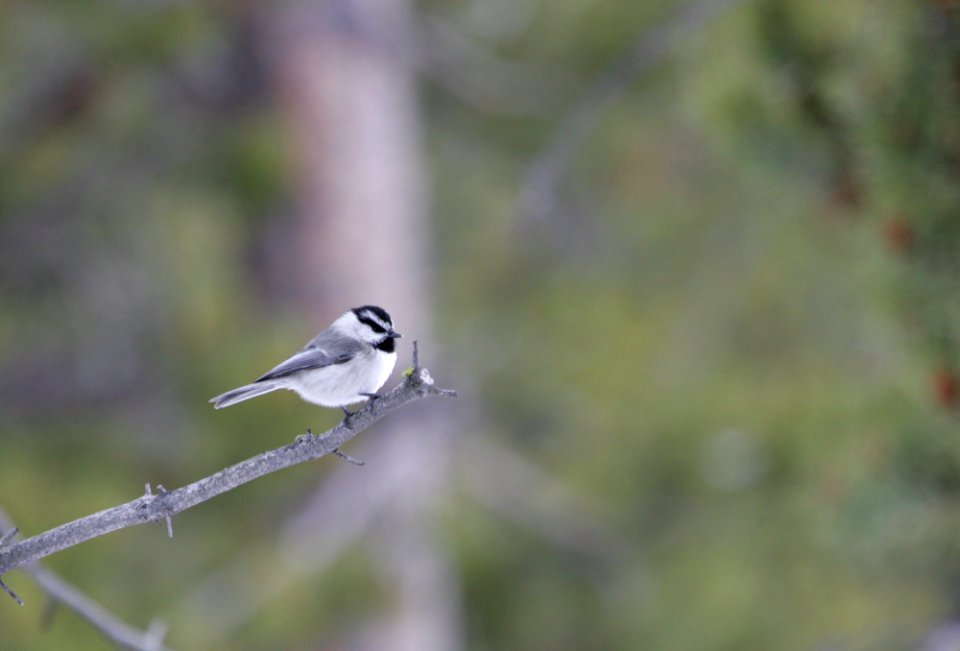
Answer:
410 13 570 115
519 0 746 223
30 567 172 651
0 511 174 651
0 353 456 588
457 437 627 562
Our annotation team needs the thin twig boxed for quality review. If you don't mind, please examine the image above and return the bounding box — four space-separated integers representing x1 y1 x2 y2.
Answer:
157 485 173 539
331 449 366 466
0 576 23 606
0 526 19 548
0 356 455 583
144 484 175 539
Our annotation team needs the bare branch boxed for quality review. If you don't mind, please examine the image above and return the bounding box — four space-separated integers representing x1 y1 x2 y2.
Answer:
519 0 746 223
0 511 174 650
0 364 456 583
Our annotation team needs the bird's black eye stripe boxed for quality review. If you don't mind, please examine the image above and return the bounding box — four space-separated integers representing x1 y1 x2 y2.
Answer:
357 316 387 334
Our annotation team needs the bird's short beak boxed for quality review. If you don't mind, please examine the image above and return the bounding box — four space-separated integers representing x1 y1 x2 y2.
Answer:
388 331 402 339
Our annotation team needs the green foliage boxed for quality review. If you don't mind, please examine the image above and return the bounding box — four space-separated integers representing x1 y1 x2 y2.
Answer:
2 1 960 650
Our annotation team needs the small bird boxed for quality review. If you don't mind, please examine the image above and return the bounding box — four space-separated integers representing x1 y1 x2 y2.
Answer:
210 305 401 421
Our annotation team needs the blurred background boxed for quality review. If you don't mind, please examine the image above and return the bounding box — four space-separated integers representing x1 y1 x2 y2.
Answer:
2 0 960 649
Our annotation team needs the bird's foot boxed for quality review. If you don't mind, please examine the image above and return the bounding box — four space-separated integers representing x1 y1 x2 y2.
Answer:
340 406 356 429
360 392 381 411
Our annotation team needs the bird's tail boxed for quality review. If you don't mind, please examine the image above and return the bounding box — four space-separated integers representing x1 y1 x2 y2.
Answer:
209 381 281 409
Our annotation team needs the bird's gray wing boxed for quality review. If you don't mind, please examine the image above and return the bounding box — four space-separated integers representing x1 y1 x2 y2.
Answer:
255 335 363 382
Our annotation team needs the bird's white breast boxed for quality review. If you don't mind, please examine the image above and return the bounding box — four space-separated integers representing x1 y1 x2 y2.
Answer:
283 348 396 407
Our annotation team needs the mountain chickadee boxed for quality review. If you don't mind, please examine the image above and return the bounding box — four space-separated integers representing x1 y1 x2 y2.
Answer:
210 305 401 420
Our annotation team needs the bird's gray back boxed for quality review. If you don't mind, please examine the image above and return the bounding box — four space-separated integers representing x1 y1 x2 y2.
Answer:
305 328 364 354
255 331 365 382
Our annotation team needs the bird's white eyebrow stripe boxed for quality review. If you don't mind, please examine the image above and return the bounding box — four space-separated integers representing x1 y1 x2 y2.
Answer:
357 313 388 333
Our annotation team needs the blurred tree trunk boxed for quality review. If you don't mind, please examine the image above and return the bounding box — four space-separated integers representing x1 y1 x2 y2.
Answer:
271 2 460 650
273 0 432 331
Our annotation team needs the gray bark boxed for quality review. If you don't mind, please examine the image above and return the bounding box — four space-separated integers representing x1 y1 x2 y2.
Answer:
0 366 454 580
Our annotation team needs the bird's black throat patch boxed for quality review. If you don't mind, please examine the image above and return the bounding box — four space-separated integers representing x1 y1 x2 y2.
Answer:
375 336 396 353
